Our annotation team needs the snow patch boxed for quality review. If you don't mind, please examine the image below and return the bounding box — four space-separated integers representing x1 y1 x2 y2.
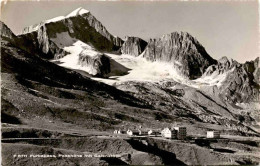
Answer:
91 53 230 90
50 40 231 90
45 7 89 23
80 46 100 58
66 7 89 17
45 16 65 24
91 53 187 85
193 67 234 87
51 40 100 75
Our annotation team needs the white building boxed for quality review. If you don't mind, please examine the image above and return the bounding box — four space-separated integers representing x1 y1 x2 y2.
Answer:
114 129 122 134
148 130 153 135
161 128 172 138
127 129 133 136
207 131 220 138
174 127 187 140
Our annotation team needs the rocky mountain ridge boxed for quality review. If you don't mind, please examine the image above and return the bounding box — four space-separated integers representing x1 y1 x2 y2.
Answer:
202 57 260 103
2 7 259 105
1 21 258 135
19 7 123 59
142 32 217 79
120 36 147 57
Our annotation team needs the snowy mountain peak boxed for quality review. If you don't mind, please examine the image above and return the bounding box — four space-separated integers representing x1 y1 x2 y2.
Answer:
66 7 89 17
21 7 90 33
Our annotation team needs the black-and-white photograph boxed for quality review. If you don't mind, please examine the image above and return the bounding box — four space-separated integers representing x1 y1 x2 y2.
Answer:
1 0 259 165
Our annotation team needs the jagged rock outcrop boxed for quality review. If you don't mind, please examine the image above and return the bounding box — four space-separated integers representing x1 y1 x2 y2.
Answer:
0 21 16 41
203 57 260 103
113 36 124 47
203 56 239 75
142 32 217 79
120 36 147 56
19 7 123 59
78 50 110 77
0 21 59 59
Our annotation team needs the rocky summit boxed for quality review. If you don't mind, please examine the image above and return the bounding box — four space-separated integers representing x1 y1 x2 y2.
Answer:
142 32 217 79
202 56 260 103
1 7 260 166
120 36 148 57
19 7 123 59
0 21 16 40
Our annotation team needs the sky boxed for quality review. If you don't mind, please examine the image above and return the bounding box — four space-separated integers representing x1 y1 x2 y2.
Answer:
1 0 259 63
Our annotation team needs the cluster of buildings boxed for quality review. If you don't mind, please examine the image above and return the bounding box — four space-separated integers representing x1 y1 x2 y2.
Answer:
114 127 221 140
114 126 187 140
113 129 155 136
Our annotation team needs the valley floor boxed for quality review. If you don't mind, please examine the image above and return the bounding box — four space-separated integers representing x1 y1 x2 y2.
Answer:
2 123 260 165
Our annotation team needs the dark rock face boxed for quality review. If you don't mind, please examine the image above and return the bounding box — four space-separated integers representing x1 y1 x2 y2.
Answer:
203 56 238 75
0 21 57 59
120 36 147 56
78 50 111 77
203 57 260 103
0 21 16 41
142 32 217 79
113 36 124 47
19 8 123 59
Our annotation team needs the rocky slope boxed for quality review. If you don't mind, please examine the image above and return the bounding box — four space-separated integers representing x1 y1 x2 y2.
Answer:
113 36 124 47
19 7 123 59
1 22 151 129
115 80 258 135
142 32 217 79
120 36 147 56
201 57 260 103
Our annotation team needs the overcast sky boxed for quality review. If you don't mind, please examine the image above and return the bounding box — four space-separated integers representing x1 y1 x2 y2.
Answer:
1 0 259 63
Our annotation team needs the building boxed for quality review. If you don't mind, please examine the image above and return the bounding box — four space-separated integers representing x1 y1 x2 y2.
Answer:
141 131 148 136
207 131 220 138
127 129 141 136
148 130 153 135
161 128 171 138
171 129 178 139
161 127 177 139
113 129 122 134
174 127 187 140
127 129 133 136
